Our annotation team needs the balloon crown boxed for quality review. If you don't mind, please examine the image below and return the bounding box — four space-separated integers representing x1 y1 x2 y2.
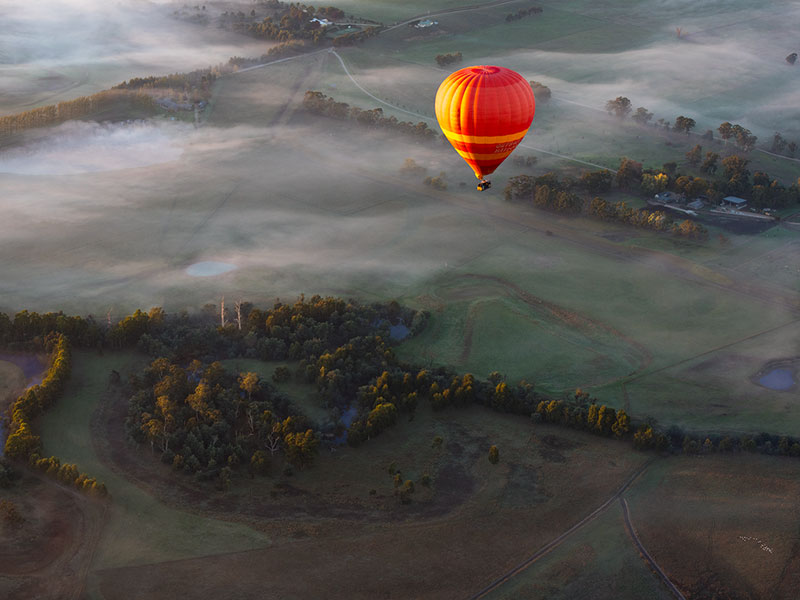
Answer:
468 66 501 75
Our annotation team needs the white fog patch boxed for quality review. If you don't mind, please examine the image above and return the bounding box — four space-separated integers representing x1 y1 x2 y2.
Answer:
0 120 190 175
186 262 238 277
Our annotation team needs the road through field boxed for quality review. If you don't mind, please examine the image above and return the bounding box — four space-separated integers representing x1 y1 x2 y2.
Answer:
620 498 687 600
467 459 653 599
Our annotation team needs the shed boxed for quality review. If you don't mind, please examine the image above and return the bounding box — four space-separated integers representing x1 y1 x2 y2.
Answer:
687 199 704 210
722 196 747 208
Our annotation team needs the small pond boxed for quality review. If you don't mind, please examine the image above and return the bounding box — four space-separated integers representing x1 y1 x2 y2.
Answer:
389 322 410 341
758 368 796 391
186 261 238 277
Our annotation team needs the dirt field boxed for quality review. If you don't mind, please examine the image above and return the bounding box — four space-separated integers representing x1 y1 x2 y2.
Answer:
625 454 800 599
0 474 107 600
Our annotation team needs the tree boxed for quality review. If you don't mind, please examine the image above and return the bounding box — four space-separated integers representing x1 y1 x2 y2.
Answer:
631 107 653 125
284 429 318 469
272 366 291 383
250 450 270 475
787 53 797 65
529 80 551 103
673 116 696 134
685 144 702 166
611 410 630 438
239 372 260 402
488 445 499 464
580 170 613 194
718 122 733 143
722 155 750 180
700 151 719 174
605 96 632 118
616 157 643 190
641 173 668 195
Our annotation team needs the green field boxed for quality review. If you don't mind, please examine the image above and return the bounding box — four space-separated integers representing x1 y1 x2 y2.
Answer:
39 351 271 572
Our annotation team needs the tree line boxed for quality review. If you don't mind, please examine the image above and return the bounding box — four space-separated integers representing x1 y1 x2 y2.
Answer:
606 96 760 152
505 6 543 21
2 333 109 496
0 91 157 137
303 91 439 142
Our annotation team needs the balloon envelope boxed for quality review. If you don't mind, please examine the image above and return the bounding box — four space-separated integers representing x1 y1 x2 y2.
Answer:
435 65 535 179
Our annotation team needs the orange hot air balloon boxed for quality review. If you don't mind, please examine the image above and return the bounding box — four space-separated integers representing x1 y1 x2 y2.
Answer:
435 65 535 191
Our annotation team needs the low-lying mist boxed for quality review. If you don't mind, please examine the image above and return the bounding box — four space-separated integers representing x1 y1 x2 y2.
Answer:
0 120 191 175
0 0 272 114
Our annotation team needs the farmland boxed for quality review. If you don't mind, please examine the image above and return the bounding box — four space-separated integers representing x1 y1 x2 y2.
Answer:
1 0 800 598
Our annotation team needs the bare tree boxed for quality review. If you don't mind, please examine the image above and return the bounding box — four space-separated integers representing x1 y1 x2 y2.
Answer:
220 296 226 328
234 299 243 331
266 431 282 456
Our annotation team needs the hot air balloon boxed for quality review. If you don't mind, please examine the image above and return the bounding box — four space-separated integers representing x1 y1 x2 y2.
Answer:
435 65 536 191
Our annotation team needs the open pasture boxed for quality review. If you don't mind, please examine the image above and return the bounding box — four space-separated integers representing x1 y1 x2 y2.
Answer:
624 454 800 599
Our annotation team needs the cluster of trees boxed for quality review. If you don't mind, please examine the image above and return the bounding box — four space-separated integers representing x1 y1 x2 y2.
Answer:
113 68 215 102
28 455 108 496
588 198 686 235
222 3 336 44
435 52 462 67
303 91 439 142
424 173 447 190
718 122 757 152
332 26 382 47
400 158 427 176
528 81 551 104
126 358 318 483
504 169 708 239
532 394 631 439
771 132 798 158
505 6 543 21
347 369 546 447
606 97 762 153
4 334 72 460
0 90 157 136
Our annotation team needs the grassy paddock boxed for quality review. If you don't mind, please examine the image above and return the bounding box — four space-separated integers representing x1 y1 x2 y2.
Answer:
39 351 270 570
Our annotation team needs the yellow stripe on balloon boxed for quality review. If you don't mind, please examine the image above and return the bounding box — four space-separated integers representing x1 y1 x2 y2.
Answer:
440 126 529 145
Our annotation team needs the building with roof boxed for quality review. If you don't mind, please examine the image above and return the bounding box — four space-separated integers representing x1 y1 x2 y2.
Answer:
722 196 748 208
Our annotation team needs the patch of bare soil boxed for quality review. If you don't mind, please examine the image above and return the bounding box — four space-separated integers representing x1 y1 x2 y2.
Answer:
0 474 107 600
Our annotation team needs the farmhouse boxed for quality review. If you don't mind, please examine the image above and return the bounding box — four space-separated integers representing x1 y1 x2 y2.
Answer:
309 17 332 26
415 19 438 28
